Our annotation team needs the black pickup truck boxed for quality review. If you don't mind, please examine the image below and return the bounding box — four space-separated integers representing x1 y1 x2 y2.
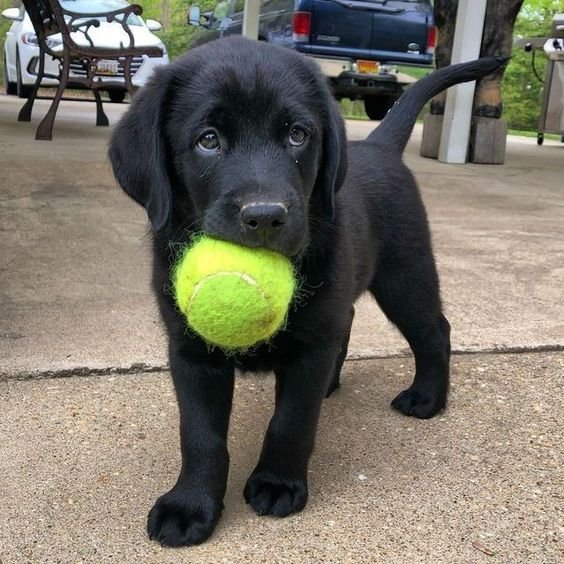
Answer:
189 0 436 119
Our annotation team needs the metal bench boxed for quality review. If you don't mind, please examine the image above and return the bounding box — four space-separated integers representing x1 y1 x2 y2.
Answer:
18 0 164 140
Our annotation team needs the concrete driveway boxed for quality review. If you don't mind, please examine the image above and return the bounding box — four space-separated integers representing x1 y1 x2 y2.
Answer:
0 94 562 563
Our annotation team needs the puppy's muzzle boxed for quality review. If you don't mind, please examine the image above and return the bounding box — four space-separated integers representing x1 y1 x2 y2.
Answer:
240 202 288 243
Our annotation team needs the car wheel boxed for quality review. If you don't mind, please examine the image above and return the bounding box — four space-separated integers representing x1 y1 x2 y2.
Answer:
364 95 398 121
108 90 126 103
16 50 33 99
4 54 17 95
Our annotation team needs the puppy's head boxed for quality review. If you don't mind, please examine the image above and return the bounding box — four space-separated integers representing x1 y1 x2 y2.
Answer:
109 37 347 257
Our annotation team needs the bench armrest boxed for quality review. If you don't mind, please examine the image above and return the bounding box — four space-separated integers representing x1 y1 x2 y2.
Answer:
61 4 144 49
70 18 100 47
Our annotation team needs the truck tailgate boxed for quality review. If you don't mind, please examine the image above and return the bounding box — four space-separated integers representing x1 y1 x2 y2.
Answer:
305 0 433 65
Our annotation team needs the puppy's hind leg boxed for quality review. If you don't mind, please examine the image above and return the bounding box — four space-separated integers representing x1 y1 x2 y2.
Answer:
325 307 355 398
370 252 451 419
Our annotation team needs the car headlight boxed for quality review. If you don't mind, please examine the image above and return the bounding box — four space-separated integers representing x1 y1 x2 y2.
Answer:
21 32 39 45
21 32 62 49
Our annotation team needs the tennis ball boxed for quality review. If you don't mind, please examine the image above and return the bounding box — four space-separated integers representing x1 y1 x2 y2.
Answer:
173 237 296 351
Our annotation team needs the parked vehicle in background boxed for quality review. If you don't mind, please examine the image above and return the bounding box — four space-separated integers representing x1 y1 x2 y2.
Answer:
2 0 168 101
188 0 436 119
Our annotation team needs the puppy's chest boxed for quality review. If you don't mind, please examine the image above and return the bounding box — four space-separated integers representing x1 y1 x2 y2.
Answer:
231 350 279 374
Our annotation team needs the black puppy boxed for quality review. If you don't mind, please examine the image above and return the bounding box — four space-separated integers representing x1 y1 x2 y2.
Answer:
109 37 504 547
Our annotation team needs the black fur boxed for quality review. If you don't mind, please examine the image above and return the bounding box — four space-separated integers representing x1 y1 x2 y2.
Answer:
109 37 505 547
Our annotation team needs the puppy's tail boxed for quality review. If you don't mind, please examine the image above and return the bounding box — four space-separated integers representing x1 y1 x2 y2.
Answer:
366 56 508 152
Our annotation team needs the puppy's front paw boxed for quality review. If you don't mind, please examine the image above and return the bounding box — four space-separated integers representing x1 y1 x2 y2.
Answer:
147 488 222 547
391 385 446 419
244 470 308 517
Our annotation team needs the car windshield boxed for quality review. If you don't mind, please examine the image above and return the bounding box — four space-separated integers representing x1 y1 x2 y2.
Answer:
59 0 144 26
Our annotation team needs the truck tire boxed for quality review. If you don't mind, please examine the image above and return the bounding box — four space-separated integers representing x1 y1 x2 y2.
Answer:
364 95 397 121
108 90 126 103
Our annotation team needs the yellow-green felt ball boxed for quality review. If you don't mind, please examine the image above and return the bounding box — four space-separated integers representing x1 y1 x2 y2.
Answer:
173 237 296 351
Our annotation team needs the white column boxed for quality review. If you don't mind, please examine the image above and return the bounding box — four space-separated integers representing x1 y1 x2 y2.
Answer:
242 0 260 40
438 0 487 163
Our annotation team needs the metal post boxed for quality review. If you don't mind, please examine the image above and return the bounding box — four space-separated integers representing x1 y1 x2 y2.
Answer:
438 0 487 163
242 0 260 40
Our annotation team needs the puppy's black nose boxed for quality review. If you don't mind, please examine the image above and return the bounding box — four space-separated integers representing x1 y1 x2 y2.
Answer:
241 203 287 236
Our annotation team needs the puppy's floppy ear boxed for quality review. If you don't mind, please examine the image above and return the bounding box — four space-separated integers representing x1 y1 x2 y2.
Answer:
108 66 173 232
315 97 348 217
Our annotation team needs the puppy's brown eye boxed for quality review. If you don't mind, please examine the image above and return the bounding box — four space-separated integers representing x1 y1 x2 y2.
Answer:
197 131 220 152
289 126 307 147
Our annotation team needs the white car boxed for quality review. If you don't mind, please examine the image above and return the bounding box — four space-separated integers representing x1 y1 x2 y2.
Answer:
2 0 169 101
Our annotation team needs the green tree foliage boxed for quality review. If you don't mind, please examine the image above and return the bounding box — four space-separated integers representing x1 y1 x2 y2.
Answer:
136 0 191 57
502 0 564 131
140 0 216 58
0 1 14 82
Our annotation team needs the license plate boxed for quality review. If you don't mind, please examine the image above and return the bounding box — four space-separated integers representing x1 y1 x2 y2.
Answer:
96 60 119 76
357 60 380 74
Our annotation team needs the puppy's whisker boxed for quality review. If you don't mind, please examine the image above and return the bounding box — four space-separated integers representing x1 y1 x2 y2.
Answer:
166 216 203 259
200 164 216 181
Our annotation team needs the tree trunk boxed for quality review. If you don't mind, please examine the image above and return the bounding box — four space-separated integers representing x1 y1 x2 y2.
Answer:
161 0 171 30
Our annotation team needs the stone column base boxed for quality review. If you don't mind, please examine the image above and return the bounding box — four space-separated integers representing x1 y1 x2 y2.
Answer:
420 114 507 164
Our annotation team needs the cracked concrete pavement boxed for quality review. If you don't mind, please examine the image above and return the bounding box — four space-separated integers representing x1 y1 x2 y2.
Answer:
0 94 563 563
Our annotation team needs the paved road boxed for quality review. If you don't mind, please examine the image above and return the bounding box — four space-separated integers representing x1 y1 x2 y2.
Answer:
1 94 563 378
